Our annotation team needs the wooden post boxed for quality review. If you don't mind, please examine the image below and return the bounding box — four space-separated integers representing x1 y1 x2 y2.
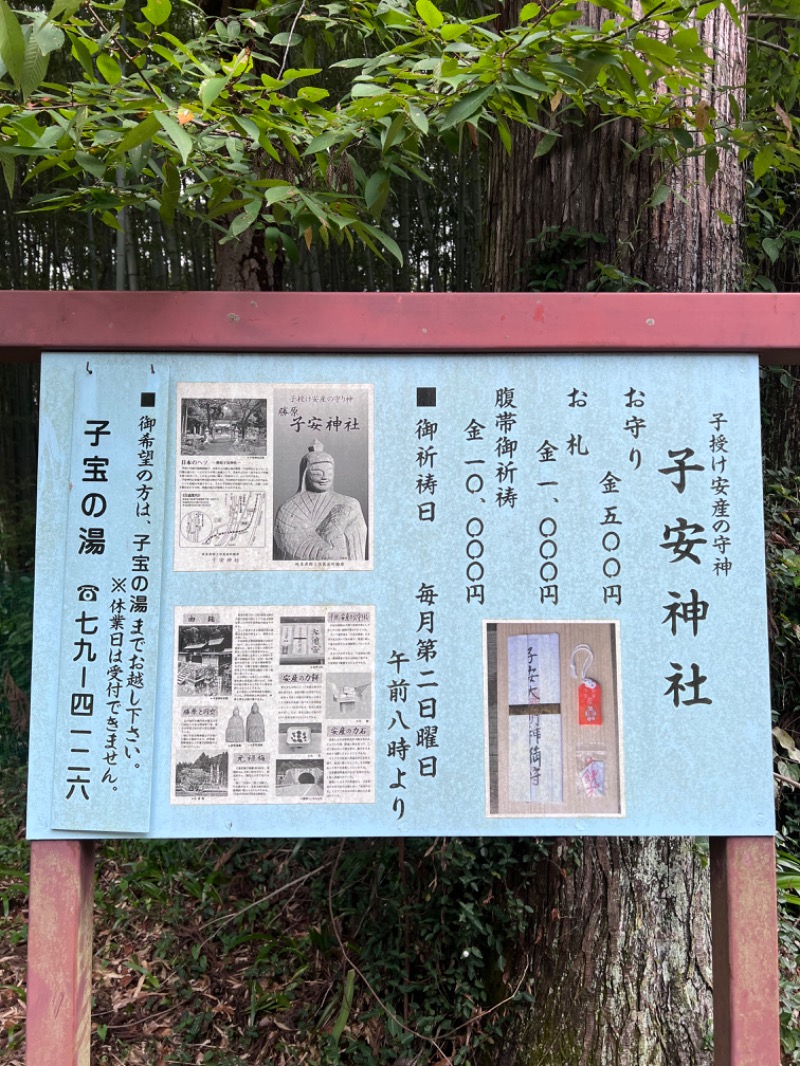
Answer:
27 840 95 1066
710 836 781 1066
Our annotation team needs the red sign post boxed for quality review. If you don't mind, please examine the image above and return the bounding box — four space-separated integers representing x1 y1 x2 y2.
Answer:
3 291 790 1066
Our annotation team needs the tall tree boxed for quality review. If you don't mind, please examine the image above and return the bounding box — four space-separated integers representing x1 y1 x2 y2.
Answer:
0 2 785 1062
481 4 746 1063
0 0 730 293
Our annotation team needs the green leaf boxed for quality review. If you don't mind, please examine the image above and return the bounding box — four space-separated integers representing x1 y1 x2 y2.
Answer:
721 0 742 29
533 130 558 158
156 112 193 165
142 0 171 26
365 169 390 216
0 0 26 89
519 3 541 20
635 34 675 67
351 81 384 98
70 36 94 78
753 146 775 182
200 75 228 109
0 153 14 196
331 971 355 1045
48 0 81 19
159 159 180 225
330 57 370 69
609 64 636 102
416 0 443 29
240 195 262 226
221 46 251 78
32 18 64 55
624 53 651 93
100 210 122 231
513 70 549 94
265 184 296 205
762 236 783 263
224 196 262 241
364 222 403 264
115 113 160 156
440 85 493 129
407 103 428 135
297 85 328 102
75 150 106 179
305 130 341 154
704 146 719 186
96 52 122 85
270 30 301 47
382 112 406 153
21 34 48 100
440 23 468 40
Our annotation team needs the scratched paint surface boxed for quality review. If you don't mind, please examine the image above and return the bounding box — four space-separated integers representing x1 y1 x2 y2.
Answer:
28 351 774 838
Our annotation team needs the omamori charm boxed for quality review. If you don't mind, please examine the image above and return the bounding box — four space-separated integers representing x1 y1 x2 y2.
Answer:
571 644 603 726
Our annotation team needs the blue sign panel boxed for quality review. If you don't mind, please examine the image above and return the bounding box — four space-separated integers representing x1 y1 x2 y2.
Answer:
28 351 774 839
36 362 168 833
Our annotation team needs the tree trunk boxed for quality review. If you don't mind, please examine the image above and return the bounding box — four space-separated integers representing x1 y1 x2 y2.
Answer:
483 7 745 294
215 227 285 292
497 839 712 1066
481 6 746 1065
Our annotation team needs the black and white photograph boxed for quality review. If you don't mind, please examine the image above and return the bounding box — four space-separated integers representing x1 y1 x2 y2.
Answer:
279 616 325 665
275 758 325 798
277 721 323 755
272 385 372 565
176 623 233 697
174 750 229 797
180 397 267 456
325 672 373 719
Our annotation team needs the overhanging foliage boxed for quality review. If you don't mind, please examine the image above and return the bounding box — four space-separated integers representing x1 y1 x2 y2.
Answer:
0 0 757 262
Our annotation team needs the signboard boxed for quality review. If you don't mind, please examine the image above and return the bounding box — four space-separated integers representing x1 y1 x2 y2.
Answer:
28 350 774 838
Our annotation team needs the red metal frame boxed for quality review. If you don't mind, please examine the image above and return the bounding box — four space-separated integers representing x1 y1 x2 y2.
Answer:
710 838 781 1066
27 841 95 1066
1 290 800 361
9 292 784 1065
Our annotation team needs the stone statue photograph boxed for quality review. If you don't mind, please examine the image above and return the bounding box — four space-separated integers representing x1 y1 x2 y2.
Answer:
274 438 368 561
271 384 372 568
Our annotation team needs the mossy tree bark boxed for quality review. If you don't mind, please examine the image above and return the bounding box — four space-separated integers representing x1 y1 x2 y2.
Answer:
496 839 713 1066
481 4 746 1064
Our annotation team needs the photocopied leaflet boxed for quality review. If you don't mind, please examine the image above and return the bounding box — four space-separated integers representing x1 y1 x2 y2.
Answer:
171 605 375 806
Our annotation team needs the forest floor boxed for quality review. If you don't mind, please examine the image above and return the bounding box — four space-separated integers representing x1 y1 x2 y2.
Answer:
0 764 522 1066
5 761 800 1065
0 765 397 1066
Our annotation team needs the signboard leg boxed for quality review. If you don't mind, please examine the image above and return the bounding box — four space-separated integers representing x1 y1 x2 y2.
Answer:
710 836 781 1066
27 840 95 1066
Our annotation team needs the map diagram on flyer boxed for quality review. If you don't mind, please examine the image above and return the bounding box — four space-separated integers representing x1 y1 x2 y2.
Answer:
179 492 266 549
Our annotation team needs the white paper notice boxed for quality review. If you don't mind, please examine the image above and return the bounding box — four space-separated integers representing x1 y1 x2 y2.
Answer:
171 605 375 805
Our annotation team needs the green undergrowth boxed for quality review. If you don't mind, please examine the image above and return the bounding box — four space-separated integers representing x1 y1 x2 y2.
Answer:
86 835 542 1065
1 766 545 1066
765 464 800 1062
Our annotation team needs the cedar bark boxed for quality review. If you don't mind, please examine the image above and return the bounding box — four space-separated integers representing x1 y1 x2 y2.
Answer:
483 7 745 294
215 226 285 292
497 839 713 1066
481 5 746 1065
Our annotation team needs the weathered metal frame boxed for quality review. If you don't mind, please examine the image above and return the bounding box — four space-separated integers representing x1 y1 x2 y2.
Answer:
4 292 788 1066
